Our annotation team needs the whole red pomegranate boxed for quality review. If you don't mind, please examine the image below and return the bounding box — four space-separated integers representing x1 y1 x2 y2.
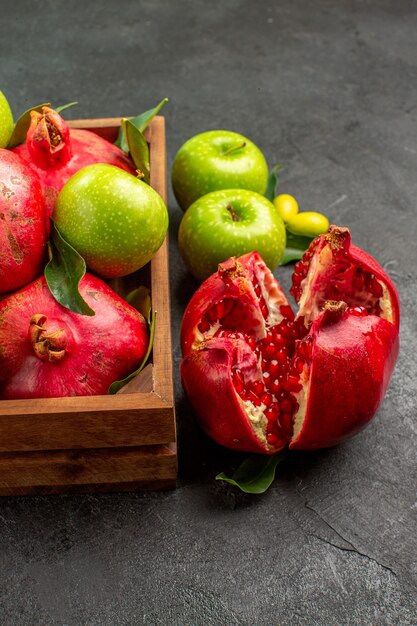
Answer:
0 273 149 399
0 149 48 295
180 226 400 453
12 106 136 214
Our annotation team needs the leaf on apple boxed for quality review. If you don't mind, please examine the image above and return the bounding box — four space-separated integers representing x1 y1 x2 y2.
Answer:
7 102 51 148
264 164 282 201
216 448 288 494
108 308 157 394
280 232 315 265
44 221 95 316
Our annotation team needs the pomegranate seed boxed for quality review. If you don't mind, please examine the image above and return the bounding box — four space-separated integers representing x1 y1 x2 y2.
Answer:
368 275 383 298
280 398 293 413
349 306 368 316
280 304 295 320
270 379 281 395
248 390 262 406
250 380 264 397
283 375 302 392
265 404 280 421
260 392 273 407
276 348 288 364
264 330 274 344
246 336 257 350
267 359 279 378
293 356 306 374
254 283 262 298
279 412 294 436
198 317 210 333
262 343 276 359
273 332 285 348
266 432 281 446
298 338 313 359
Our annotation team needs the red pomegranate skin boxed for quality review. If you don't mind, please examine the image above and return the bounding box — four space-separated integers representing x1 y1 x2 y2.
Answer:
181 336 288 454
289 304 399 450
0 149 48 295
0 274 149 399
12 107 136 214
180 236 400 454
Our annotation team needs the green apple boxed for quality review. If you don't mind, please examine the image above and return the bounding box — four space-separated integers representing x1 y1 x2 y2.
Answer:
172 130 269 210
178 188 286 281
53 164 169 278
0 91 14 148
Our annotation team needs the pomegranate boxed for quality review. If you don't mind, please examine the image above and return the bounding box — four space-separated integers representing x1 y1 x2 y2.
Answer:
12 106 136 214
0 149 48 295
0 273 149 399
180 226 400 453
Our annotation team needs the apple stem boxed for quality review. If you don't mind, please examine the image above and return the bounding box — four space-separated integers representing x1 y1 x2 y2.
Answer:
226 204 240 222
222 142 246 157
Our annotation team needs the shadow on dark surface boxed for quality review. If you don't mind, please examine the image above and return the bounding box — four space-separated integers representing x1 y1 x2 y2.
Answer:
176 388 337 511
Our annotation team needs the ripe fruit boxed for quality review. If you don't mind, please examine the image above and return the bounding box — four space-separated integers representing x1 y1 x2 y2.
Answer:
273 194 299 222
0 91 14 149
286 211 330 238
12 106 135 214
172 130 269 211
180 227 400 454
178 188 286 282
0 149 48 294
53 163 169 278
0 273 149 399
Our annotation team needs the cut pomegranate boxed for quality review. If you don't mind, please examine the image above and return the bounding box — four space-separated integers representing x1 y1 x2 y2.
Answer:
180 231 400 454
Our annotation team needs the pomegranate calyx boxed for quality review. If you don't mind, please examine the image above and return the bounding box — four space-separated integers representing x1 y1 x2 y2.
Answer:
324 224 350 251
320 300 348 324
29 314 67 362
218 256 244 281
27 107 72 168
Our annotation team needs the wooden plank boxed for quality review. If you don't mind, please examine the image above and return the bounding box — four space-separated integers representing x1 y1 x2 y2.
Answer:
0 445 177 495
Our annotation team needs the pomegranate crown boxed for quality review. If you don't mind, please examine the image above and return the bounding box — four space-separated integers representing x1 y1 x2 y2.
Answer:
26 106 72 168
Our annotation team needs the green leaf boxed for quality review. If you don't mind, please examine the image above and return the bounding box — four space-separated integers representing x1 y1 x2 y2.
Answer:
123 119 150 183
126 286 152 323
55 101 78 114
129 97 169 133
7 102 50 148
216 448 288 494
44 222 95 316
264 164 282 201
108 309 157 394
115 97 169 151
279 231 314 266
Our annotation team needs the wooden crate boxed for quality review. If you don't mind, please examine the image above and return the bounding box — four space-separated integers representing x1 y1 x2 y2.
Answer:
0 116 177 495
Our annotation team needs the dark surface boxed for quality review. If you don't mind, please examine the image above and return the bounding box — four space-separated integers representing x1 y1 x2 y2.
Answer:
1 1 416 624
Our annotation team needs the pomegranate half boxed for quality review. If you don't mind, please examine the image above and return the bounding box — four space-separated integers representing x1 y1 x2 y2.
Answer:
180 226 400 453
12 106 136 214
0 273 149 399
0 149 48 295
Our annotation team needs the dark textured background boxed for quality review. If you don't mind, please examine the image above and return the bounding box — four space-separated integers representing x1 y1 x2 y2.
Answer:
1 1 416 624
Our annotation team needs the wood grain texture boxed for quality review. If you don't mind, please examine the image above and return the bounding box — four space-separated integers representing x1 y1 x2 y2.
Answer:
0 116 177 494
